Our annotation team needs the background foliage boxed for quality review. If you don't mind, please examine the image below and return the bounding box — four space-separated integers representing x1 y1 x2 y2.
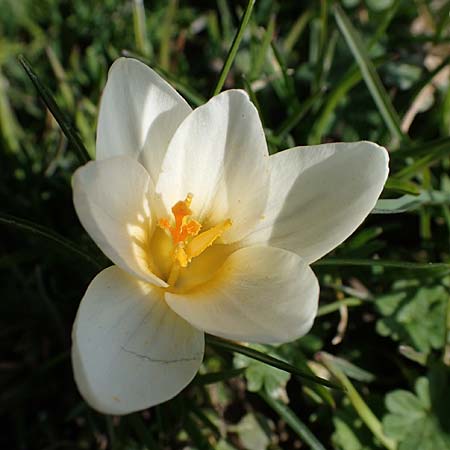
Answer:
1 0 450 449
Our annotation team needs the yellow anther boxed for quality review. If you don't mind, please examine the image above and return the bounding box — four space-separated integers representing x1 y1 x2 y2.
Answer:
173 243 188 268
186 219 232 260
156 194 232 286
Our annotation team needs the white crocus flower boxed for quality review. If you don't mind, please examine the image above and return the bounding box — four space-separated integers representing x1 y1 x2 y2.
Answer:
72 58 389 415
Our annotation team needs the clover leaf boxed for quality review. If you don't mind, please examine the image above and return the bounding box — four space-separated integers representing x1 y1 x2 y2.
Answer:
382 366 450 450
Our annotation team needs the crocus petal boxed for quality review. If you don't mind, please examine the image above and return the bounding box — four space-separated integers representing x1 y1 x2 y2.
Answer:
156 90 270 243
244 142 389 263
165 246 319 344
73 156 166 287
72 266 204 415
96 57 192 183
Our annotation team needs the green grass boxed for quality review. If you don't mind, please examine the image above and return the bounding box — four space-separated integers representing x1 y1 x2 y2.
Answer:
1 0 450 449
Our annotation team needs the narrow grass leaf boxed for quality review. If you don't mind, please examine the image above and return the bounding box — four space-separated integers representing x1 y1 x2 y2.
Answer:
184 413 215 450
444 294 450 366
132 0 152 58
283 9 313 54
260 391 327 450
159 0 177 70
205 334 342 390
308 57 385 144
18 55 90 164
0 69 23 152
0 212 103 269
375 190 450 214
127 414 160 450
319 352 397 450
250 14 275 80
384 177 421 195
213 0 255 96
317 298 362 317
194 368 246 386
333 4 405 142
314 258 450 271
276 87 326 139
395 140 450 179
270 41 297 105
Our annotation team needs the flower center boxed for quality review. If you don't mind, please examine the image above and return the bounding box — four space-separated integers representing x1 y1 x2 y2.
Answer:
157 194 232 286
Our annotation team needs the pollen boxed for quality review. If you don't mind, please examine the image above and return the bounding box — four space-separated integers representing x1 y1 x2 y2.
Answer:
158 193 202 244
157 194 232 285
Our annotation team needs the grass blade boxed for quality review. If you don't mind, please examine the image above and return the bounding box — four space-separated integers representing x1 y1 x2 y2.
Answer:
159 0 177 70
313 258 450 271
308 56 385 144
127 414 160 450
205 334 343 390
184 413 215 450
250 13 276 81
317 298 362 317
194 368 245 386
0 69 23 152
260 391 327 450
276 87 326 139
0 212 103 269
18 55 90 164
395 141 450 179
213 0 255 96
333 4 406 143
132 0 152 58
384 177 421 195
319 352 397 450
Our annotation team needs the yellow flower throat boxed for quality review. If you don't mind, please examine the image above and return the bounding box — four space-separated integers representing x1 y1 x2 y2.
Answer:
157 194 232 287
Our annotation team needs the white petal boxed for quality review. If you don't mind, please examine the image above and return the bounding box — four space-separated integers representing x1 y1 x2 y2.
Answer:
244 142 389 263
72 266 204 415
156 90 270 243
73 156 166 287
166 246 319 344
96 58 192 183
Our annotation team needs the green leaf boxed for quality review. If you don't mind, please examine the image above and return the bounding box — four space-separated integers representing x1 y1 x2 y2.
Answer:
332 409 374 450
374 190 450 214
18 55 91 164
233 346 290 398
320 354 375 383
333 4 406 142
376 282 448 355
260 391 327 450
213 0 255 96
205 334 342 390
230 413 270 450
382 368 450 450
